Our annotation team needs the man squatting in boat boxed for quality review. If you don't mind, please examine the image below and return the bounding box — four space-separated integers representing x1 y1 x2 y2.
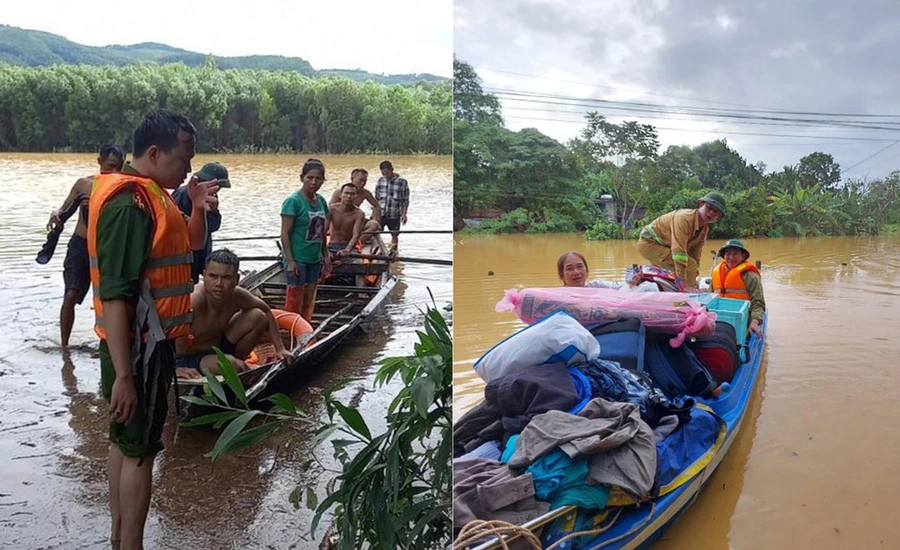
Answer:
174 248 294 378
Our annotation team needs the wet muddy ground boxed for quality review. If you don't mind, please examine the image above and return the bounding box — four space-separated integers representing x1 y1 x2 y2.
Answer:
0 153 451 549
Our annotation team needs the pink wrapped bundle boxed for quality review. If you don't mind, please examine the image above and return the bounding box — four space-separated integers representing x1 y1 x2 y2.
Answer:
496 287 717 347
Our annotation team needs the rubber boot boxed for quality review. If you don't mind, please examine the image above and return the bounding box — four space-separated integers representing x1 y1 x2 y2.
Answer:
284 285 303 314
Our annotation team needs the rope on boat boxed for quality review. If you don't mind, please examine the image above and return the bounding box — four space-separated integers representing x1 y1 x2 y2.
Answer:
545 507 624 550
453 520 543 549
452 502 656 550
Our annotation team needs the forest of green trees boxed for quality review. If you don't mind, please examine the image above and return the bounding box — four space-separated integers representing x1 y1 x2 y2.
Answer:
453 58 900 239
0 63 451 154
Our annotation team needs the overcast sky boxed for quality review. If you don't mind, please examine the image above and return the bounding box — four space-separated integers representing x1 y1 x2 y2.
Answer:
455 0 900 179
1 0 452 77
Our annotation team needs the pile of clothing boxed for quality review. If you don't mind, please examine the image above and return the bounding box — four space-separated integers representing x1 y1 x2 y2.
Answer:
453 310 723 549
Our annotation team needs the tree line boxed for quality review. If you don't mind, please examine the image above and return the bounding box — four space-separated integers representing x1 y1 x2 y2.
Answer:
453 58 900 238
0 63 451 155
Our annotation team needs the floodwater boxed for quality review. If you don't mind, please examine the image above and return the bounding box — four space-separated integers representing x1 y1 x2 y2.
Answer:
453 233 900 549
0 153 451 549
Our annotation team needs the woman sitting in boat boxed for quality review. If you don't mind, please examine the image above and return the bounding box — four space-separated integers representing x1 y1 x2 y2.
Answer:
712 239 766 337
556 251 645 290
175 249 294 379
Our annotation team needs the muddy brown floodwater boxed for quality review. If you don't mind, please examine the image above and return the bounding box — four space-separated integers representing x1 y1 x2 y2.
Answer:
0 153 451 549
454 233 900 549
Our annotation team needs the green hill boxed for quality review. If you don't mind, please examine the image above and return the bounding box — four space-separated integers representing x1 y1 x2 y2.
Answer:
0 25 446 84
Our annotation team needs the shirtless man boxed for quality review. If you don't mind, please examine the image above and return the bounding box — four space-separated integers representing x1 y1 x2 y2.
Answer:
175 249 293 378
46 144 125 347
330 169 381 242
328 183 366 257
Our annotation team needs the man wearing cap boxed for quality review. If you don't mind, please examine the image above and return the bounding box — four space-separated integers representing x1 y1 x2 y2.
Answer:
712 239 765 337
172 162 230 283
637 192 726 289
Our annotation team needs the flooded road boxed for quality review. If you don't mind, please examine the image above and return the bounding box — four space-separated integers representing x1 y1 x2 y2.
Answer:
453 233 900 549
0 153 451 549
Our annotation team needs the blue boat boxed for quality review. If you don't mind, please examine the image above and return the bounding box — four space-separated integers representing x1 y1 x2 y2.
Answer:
466 304 768 550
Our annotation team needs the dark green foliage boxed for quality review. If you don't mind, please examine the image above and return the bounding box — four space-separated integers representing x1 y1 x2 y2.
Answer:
183 305 452 549
0 64 450 154
452 63 900 237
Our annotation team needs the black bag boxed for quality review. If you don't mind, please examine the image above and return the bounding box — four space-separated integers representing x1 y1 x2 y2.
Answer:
686 322 741 384
644 333 717 398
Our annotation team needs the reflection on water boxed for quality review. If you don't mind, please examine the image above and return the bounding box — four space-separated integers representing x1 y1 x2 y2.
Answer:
0 153 451 549
454 233 900 549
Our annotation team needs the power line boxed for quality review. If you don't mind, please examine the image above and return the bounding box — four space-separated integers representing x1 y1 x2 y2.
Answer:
481 90 900 131
500 105 900 132
841 140 900 175
472 66 900 117
502 115 900 142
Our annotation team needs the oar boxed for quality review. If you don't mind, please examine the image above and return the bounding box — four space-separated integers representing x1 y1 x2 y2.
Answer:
347 252 452 266
216 229 452 243
238 254 452 266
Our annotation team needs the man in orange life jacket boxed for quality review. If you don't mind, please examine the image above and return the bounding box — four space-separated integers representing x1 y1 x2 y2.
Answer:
88 108 218 550
712 239 766 337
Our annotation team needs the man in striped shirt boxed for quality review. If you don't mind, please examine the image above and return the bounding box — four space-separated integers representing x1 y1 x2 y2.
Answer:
375 160 410 251
636 192 725 290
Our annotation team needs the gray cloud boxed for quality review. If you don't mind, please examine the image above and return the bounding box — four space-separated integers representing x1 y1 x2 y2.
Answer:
456 0 900 178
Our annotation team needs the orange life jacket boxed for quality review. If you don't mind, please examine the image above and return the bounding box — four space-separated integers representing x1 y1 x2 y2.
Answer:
87 172 194 341
712 260 760 300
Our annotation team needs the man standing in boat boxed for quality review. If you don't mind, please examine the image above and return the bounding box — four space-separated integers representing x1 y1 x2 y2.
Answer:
636 192 726 290
44 145 125 347
375 160 409 252
89 109 217 550
328 183 366 256
712 239 766 337
330 168 381 243
174 249 294 379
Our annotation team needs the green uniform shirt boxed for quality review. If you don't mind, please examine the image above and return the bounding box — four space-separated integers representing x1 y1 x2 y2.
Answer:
95 162 172 458
742 270 766 324
281 191 329 263
95 162 153 300
640 209 710 281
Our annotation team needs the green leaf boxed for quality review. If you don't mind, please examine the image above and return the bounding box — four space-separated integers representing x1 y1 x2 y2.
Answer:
266 393 296 415
409 377 436 418
204 410 259 461
215 347 247 406
305 487 318 511
179 410 242 428
221 421 281 455
334 402 371 440
201 364 228 406
178 395 218 407
313 423 339 447
289 486 302 510
311 491 342 535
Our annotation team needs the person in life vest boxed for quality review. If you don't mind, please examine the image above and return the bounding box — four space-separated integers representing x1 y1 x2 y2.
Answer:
712 239 766 337
88 108 218 550
637 192 726 291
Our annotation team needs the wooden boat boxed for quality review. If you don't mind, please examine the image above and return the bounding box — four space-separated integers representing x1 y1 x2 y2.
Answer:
176 235 398 404
465 304 769 550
